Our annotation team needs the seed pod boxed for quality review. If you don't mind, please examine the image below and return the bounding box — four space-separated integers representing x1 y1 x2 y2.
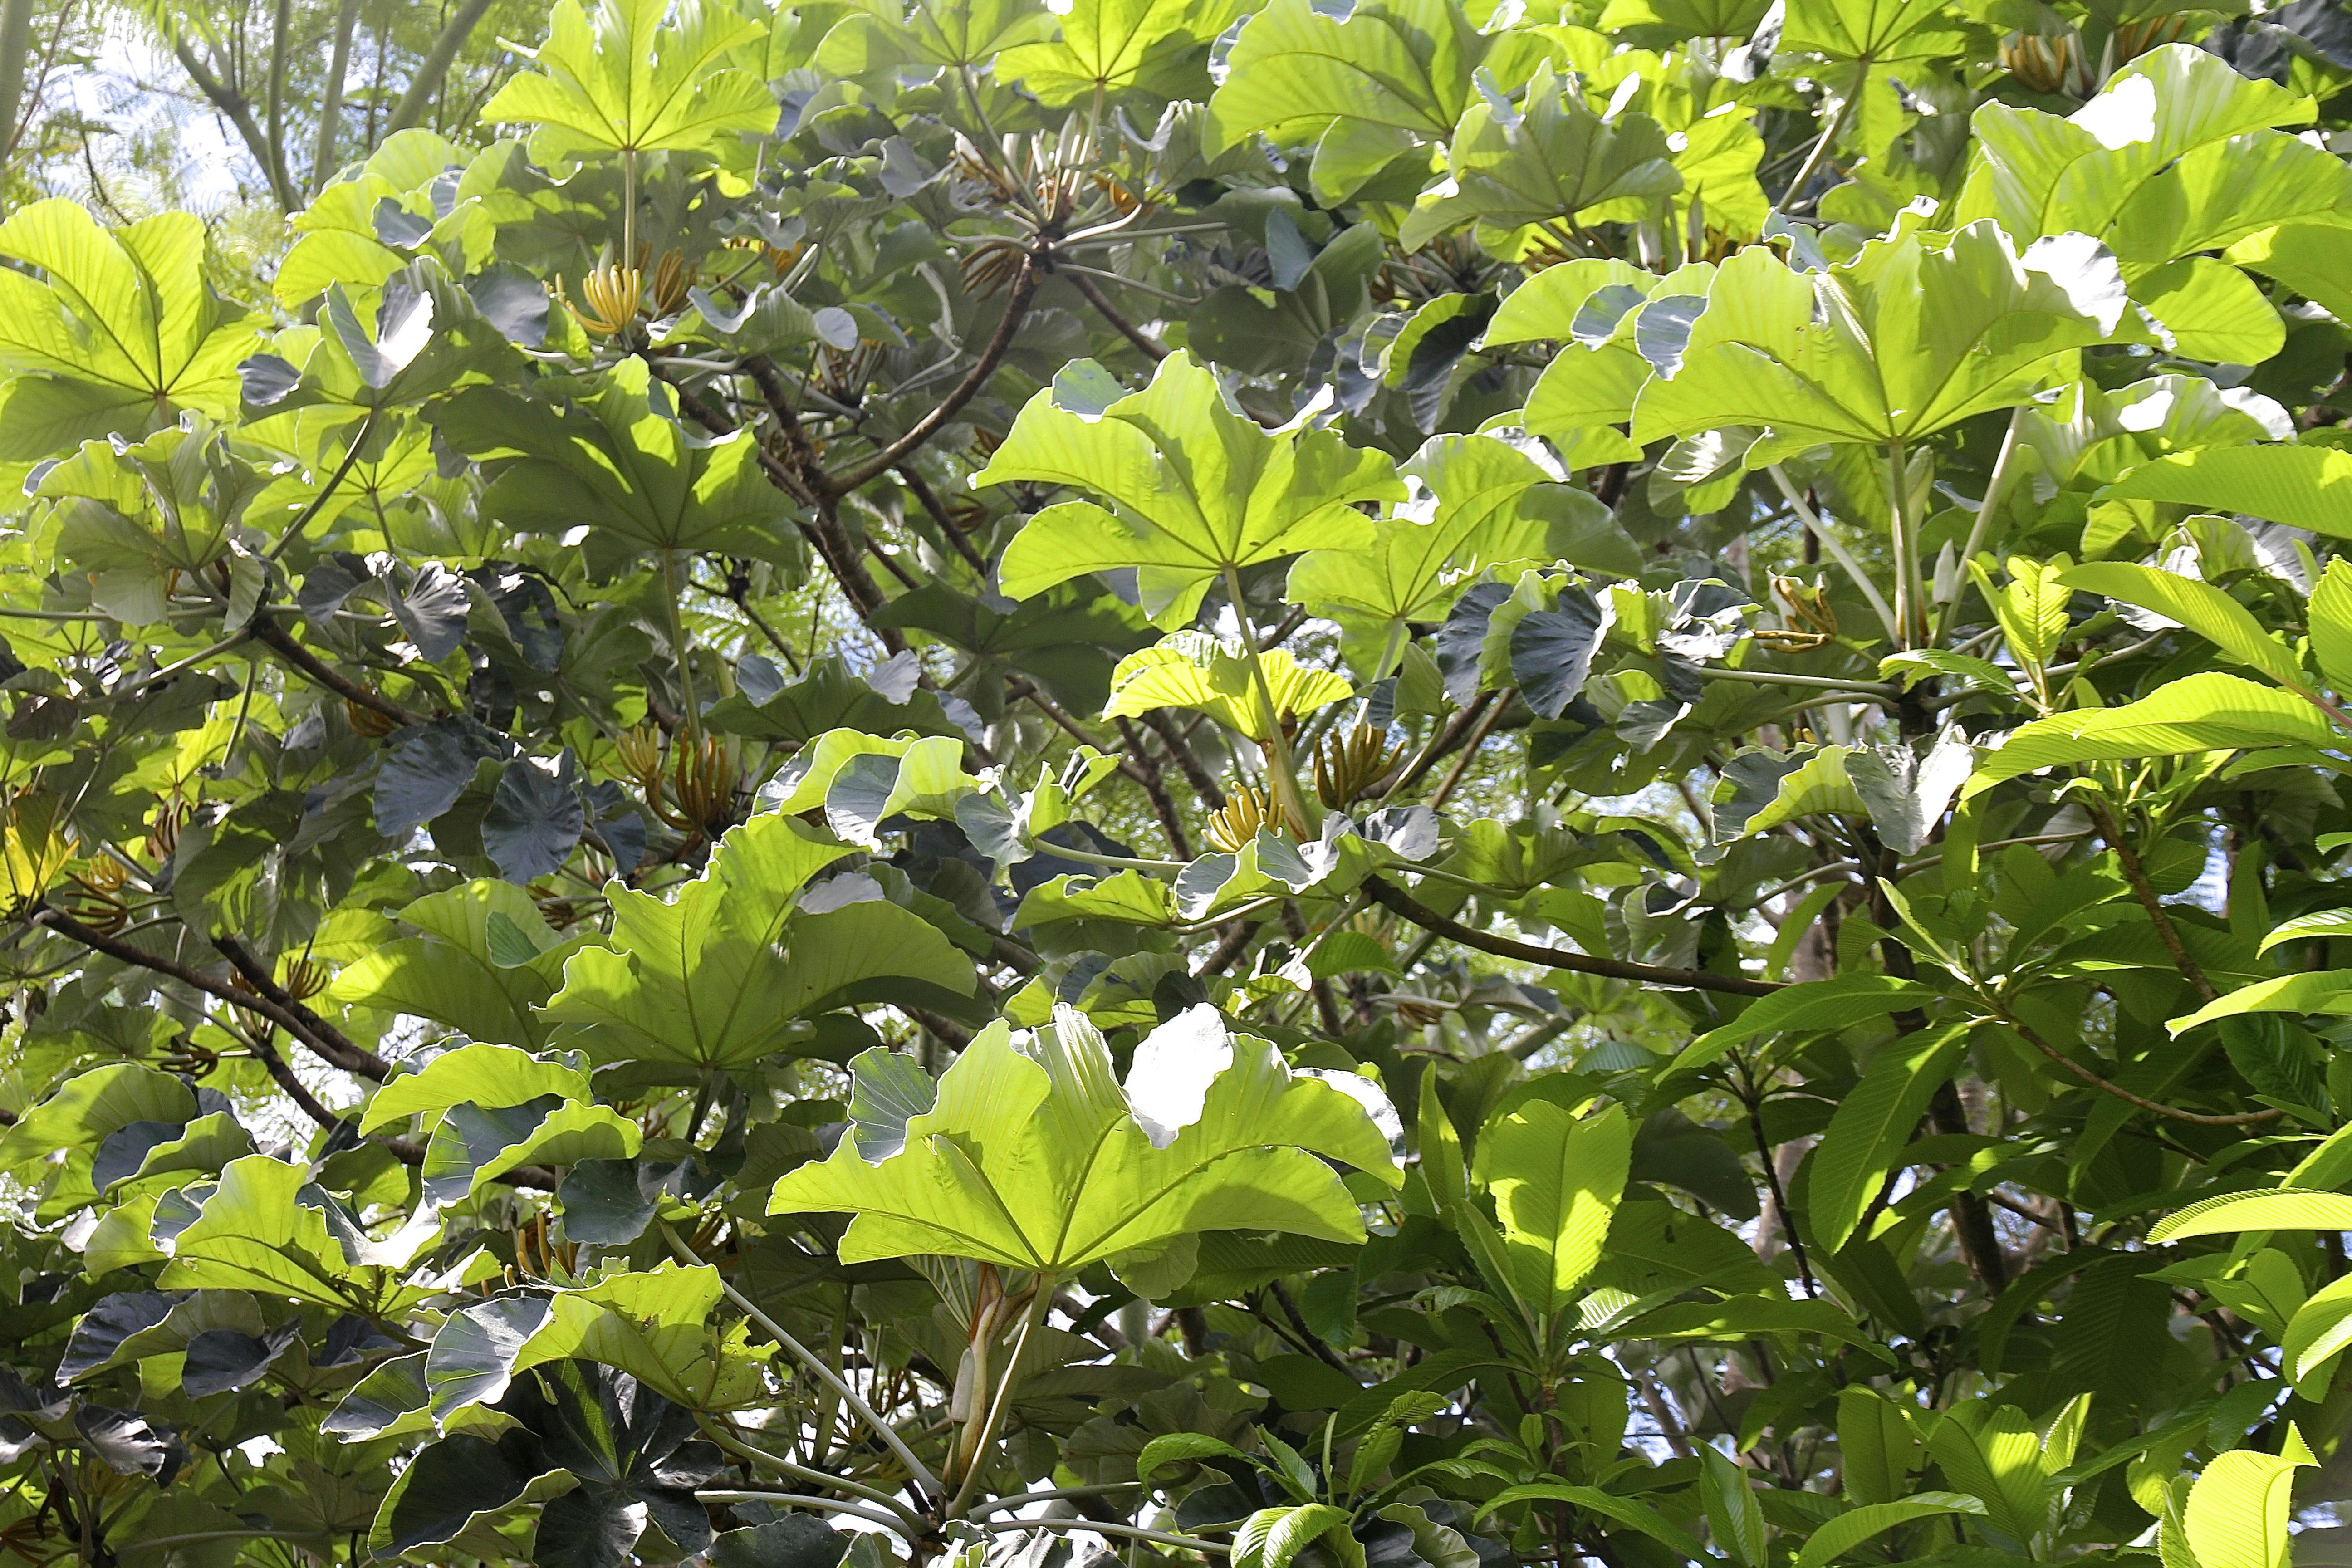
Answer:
647 249 696 317
56 880 126 934
616 725 665 791
1770 573 1838 639
672 734 740 833
558 260 645 338
1315 723 1402 809
144 802 187 862
2113 12 2190 59
345 697 399 738
161 1034 219 1077
282 957 328 1002
1209 785 1298 853
2000 30 2083 94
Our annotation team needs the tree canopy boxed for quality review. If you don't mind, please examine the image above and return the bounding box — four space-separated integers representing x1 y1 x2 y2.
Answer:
0 0 2351 1565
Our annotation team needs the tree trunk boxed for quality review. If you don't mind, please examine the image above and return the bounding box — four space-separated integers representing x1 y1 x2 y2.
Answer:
311 0 363 191
386 0 495 134
263 0 297 204
0 0 34 179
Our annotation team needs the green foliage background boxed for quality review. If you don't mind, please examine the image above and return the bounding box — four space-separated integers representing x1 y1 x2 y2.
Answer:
0 0 2350 1563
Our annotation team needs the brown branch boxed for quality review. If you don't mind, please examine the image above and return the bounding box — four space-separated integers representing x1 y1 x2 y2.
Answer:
1427 689 1511 811
249 616 426 727
1361 876 1780 997
387 0 495 133
665 362 819 508
1139 708 1226 809
1197 921 1256 976
1063 269 1169 361
262 0 296 208
822 259 1040 496
1113 715 1193 860
866 536 920 590
172 40 296 211
721 574 804 672
1862 842 2009 1294
214 933 391 1080
903 1005 974 1050
658 359 907 652
1991 1008 2282 1127
39 914 562 1184
39 909 348 1062
899 463 992 576
1282 899 1344 1035
1258 604 1310 651
2088 801 2216 1003
1387 692 1497 801
242 1024 343 1132
1740 1071 1820 1298
740 357 828 479
734 361 904 631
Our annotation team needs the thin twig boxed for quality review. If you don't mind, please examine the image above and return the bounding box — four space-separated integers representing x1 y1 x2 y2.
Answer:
249 616 426 727
214 933 390 1079
664 1223 946 1499
2087 800 2216 1003
1063 269 1169 360
694 1491 919 1534
824 260 1040 495
1361 877 1780 997
976 1517 1230 1554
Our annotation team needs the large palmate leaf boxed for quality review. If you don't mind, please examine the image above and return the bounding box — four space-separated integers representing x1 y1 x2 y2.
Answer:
421 1097 642 1205
868 581 1153 716
0 201 260 462
2023 374 2292 494
813 0 1057 74
271 129 466 307
331 882 593 1050
1203 0 1512 199
769 1005 1400 1278
1955 47 2331 268
371 1360 722 1568
1397 64 1681 253
155 1157 438 1312
995 0 1239 103
978 353 1401 627
757 731 984 845
1961 673 2346 799
437 358 803 575
423 1265 760 1419
476 0 776 163
705 653 970 746
1472 1099 1631 1319
1778 0 1971 62
1950 47 2343 355
258 261 518 414
1632 222 2122 460
1712 733 1973 855
1807 1023 1971 1253
360 1042 593 1136
544 811 975 1070
1103 633 1354 740
1480 257 1705 463
2102 444 2352 539
1286 436 1616 662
